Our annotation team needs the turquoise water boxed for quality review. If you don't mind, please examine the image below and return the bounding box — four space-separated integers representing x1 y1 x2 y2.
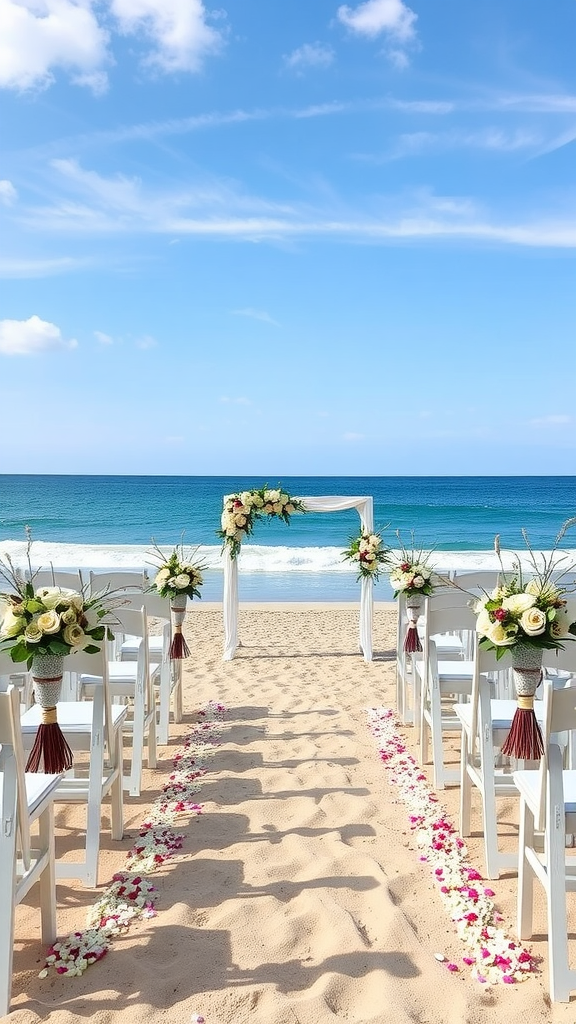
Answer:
1 475 574 601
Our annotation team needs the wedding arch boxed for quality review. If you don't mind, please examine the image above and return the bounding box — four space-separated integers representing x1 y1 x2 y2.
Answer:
222 494 375 662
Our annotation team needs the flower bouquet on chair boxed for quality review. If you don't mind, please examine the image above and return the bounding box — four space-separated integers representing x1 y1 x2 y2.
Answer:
0 533 118 774
342 530 389 582
148 539 207 660
389 534 439 654
474 521 576 760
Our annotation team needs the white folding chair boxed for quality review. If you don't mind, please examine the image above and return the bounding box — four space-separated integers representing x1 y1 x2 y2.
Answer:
396 587 466 728
82 607 157 796
118 591 180 745
456 644 576 879
20 648 127 888
30 569 85 591
0 686 61 1016
514 678 576 1002
416 599 476 788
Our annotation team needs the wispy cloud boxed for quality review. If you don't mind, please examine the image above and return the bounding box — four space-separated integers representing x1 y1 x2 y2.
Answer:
134 334 157 350
232 308 280 326
13 159 576 250
283 42 335 74
343 431 365 441
0 315 77 356
356 127 545 162
529 414 573 426
220 395 252 406
0 180 17 205
94 330 114 345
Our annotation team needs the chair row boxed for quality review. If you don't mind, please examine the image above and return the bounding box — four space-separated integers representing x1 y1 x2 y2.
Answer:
394 586 576 1002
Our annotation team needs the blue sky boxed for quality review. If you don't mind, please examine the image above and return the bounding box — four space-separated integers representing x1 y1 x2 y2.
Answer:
1 0 575 476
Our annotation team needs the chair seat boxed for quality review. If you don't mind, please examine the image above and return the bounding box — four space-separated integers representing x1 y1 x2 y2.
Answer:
21 702 127 733
415 659 474 682
24 774 62 817
121 635 163 657
514 768 576 815
456 699 546 733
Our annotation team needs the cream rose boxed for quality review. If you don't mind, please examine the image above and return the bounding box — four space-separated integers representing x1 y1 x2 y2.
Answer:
36 610 61 634
24 623 43 644
520 606 547 636
61 607 78 625
155 568 171 585
173 573 190 589
412 575 425 589
63 623 86 647
525 578 560 602
502 593 536 616
0 609 26 639
235 514 247 528
476 608 492 636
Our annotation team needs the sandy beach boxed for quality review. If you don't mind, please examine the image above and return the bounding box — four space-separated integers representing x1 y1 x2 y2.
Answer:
5 603 574 1024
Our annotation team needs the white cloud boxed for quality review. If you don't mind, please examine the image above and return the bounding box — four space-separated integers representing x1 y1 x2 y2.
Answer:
94 329 114 345
0 256 88 277
110 0 224 72
0 314 77 355
232 307 280 326
134 334 157 349
0 180 17 205
343 431 365 441
0 0 110 92
530 414 573 426
337 0 416 38
220 395 251 405
284 42 335 73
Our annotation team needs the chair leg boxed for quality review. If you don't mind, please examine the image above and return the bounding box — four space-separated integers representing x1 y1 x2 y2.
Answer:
459 730 472 838
173 662 183 724
110 731 124 842
147 714 157 770
430 683 446 790
546 753 574 1002
517 796 535 939
38 804 58 943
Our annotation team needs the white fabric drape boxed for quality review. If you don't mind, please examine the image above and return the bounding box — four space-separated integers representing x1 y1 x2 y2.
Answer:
222 495 374 662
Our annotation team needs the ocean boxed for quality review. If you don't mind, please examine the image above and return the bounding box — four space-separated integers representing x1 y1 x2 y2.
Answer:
1 475 575 601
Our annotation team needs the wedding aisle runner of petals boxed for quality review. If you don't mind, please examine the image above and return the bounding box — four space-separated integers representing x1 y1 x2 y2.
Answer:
367 707 540 986
40 701 227 978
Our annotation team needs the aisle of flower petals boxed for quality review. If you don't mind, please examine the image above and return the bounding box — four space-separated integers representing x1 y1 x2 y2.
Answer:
367 707 539 986
40 701 227 978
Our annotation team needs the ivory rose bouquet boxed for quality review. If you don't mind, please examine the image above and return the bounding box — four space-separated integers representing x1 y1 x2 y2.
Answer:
0 560 117 668
148 541 206 601
474 523 576 658
217 485 306 559
342 531 389 582
388 534 438 599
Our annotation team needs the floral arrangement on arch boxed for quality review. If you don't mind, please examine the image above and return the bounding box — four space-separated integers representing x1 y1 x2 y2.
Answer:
148 540 208 659
469 521 576 759
217 485 306 559
342 530 389 582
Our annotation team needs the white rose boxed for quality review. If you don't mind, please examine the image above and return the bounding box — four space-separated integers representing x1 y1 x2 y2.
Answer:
155 568 171 585
36 610 61 634
240 491 253 506
252 494 264 508
235 514 247 528
173 573 190 589
35 586 65 610
265 489 280 503
487 622 517 646
0 608 26 638
520 606 547 636
368 535 380 547
61 607 78 625
502 593 535 616
525 578 561 604
476 609 492 636
226 525 237 537
412 575 425 588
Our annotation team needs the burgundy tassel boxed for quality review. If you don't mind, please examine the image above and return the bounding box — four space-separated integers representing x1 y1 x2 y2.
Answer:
25 713 74 774
169 628 191 660
404 624 423 653
501 707 544 761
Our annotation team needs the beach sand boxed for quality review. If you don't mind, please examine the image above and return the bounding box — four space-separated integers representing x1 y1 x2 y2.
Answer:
4 603 573 1024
